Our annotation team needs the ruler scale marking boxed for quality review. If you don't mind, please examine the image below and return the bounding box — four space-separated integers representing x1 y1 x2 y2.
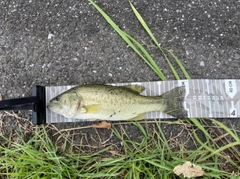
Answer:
203 80 207 117
198 79 203 117
217 79 221 117
214 79 219 117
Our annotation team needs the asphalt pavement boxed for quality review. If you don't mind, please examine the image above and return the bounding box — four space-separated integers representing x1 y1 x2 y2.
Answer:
0 0 239 162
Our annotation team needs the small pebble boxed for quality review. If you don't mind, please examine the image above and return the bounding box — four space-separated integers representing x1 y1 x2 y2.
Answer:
200 61 205 67
48 33 54 39
234 53 240 60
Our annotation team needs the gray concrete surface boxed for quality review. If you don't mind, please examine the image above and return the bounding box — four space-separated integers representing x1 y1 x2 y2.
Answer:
0 0 239 165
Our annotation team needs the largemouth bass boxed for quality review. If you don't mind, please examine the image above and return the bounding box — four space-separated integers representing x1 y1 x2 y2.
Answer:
47 84 187 120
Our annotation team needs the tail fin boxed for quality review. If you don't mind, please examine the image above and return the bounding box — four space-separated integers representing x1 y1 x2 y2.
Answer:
161 86 187 118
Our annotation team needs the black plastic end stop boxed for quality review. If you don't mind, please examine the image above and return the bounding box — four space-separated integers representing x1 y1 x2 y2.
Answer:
32 86 46 125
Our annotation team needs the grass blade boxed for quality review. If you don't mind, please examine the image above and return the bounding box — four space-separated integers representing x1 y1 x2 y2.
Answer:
166 49 191 79
129 1 181 80
88 0 166 80
209 119 240 142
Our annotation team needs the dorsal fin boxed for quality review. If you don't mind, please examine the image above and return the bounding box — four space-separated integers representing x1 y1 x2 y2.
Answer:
123 84 145 94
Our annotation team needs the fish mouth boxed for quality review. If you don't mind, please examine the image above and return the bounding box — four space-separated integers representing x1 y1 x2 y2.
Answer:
46 103 53 110
47 102 56 111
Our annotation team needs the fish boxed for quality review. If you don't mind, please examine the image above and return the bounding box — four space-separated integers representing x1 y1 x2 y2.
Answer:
47 84 187 121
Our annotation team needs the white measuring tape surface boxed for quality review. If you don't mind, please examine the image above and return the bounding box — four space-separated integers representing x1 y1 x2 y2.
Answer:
45 79 240 123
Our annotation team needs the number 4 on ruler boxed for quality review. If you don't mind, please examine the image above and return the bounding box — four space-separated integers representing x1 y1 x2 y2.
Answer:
230 101 236 117
231 110 236 116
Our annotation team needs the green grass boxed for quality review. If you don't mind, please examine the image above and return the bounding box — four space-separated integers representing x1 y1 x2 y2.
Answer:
0 0 240 178
0 122 239 178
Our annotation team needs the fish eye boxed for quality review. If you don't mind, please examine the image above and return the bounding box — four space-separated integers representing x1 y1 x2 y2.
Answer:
55 96 61 101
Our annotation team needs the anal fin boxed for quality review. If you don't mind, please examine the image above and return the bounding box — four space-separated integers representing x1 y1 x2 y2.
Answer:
128 113 146 121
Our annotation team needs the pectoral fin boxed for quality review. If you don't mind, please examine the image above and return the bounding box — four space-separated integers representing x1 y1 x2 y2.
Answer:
79 107 87 113
75 104 100 115
86 104 101 114
73 105 101 119
128 113 146 121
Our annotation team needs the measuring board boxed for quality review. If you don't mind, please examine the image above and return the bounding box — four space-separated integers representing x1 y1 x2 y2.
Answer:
45 79 240 124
